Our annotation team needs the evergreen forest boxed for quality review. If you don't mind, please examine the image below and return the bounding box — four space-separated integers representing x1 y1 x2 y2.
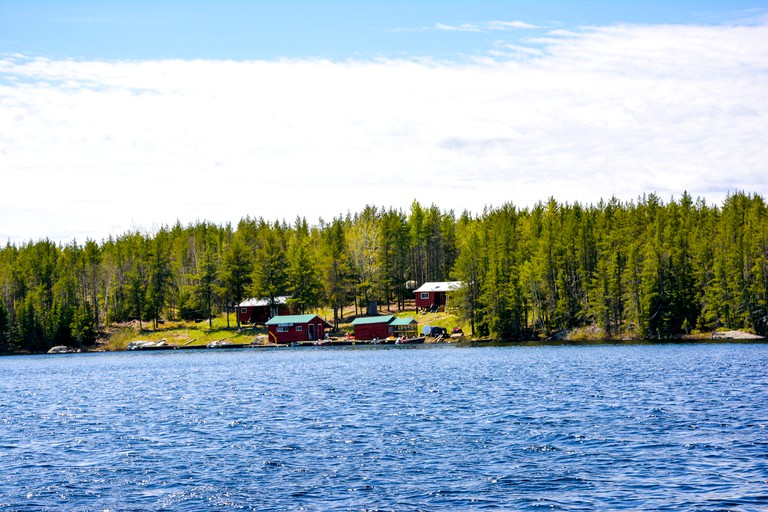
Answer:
1 192 767 353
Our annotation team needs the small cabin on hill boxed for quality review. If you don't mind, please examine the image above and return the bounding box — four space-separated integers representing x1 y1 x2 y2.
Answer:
237 296 291 324
265 314 332 344
413 281 462 311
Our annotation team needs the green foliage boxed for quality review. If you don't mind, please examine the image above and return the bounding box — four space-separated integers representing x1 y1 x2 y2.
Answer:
319 216 354 328
71 305 97 346
1 192 768 351
449 192 768 339
286 221 321 314
146 230 174 329
451 218 483 336
250 225 288 306
379 208 410 310
347 205 382 308
221 235 252 327
0 299 11 353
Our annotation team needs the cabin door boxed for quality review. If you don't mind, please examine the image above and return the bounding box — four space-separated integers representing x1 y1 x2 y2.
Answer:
308 324 316 341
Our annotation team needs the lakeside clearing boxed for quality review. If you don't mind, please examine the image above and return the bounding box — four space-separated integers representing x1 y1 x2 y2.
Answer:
98 304 466 351
94 308 764 352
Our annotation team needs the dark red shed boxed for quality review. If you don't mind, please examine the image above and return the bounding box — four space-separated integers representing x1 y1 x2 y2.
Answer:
265 314 332 344
351 315 396 340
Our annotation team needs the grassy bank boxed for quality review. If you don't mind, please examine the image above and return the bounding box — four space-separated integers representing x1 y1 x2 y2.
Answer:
98 305 467 351
99 316 266 351
99 308 754 351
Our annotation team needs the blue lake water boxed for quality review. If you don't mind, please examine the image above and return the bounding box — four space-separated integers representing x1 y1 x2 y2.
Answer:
1 343 766 511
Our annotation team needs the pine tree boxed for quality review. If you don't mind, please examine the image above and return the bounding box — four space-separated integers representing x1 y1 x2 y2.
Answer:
251 225 288 315
452 218 483 336
319 217 353 328
286 219 321 314
0 299 10 353
379 208 410 311
196 243 219 328
146 231 174 330
222 235 253 329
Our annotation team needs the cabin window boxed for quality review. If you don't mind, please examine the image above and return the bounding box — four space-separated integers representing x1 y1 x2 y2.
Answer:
241 308 248 313
296 326 303 331
277 327 289 333
420 293 430 299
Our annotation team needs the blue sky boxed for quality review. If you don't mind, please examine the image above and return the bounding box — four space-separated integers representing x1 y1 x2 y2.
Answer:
2 1 765 60
1 1 767 243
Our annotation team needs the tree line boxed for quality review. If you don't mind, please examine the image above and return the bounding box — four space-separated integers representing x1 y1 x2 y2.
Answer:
1 192 767 353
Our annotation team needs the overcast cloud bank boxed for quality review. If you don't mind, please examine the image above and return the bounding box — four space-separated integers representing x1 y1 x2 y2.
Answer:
1 21 766 243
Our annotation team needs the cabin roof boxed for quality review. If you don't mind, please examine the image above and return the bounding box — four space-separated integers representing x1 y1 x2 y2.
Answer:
351 315 395 325
390 317 417 326
265 314 331 326
238 296 289 307
413 281 462 293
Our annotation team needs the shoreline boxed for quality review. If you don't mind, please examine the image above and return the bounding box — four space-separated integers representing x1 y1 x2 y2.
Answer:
32 328 765 355
3 323 765 356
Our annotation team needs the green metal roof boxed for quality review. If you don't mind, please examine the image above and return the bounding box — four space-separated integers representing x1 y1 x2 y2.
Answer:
350 315 395 325
390 317 417 326
265 314 330 326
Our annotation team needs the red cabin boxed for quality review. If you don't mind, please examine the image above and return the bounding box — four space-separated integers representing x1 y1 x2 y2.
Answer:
413 282 462 311
237 296 291 324
351 315 396 340
265 314 332 344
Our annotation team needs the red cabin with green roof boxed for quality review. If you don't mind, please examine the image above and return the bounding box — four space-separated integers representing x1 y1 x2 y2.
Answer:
351 315 419 340
265 314 332 344
351 315 396 340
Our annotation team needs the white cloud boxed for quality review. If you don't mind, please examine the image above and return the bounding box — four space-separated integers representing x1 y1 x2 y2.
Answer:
435 20 539 32
490 42 544 58
434 22 482 32
1 21 766 243
486 21 540 30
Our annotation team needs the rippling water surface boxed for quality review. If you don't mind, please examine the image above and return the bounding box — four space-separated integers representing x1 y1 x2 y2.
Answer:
1 343 767 511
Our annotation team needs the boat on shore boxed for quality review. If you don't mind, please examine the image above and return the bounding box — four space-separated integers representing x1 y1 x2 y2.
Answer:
207 341 250 349
126 340 176 351
395 336 425 344
125 336 428 351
